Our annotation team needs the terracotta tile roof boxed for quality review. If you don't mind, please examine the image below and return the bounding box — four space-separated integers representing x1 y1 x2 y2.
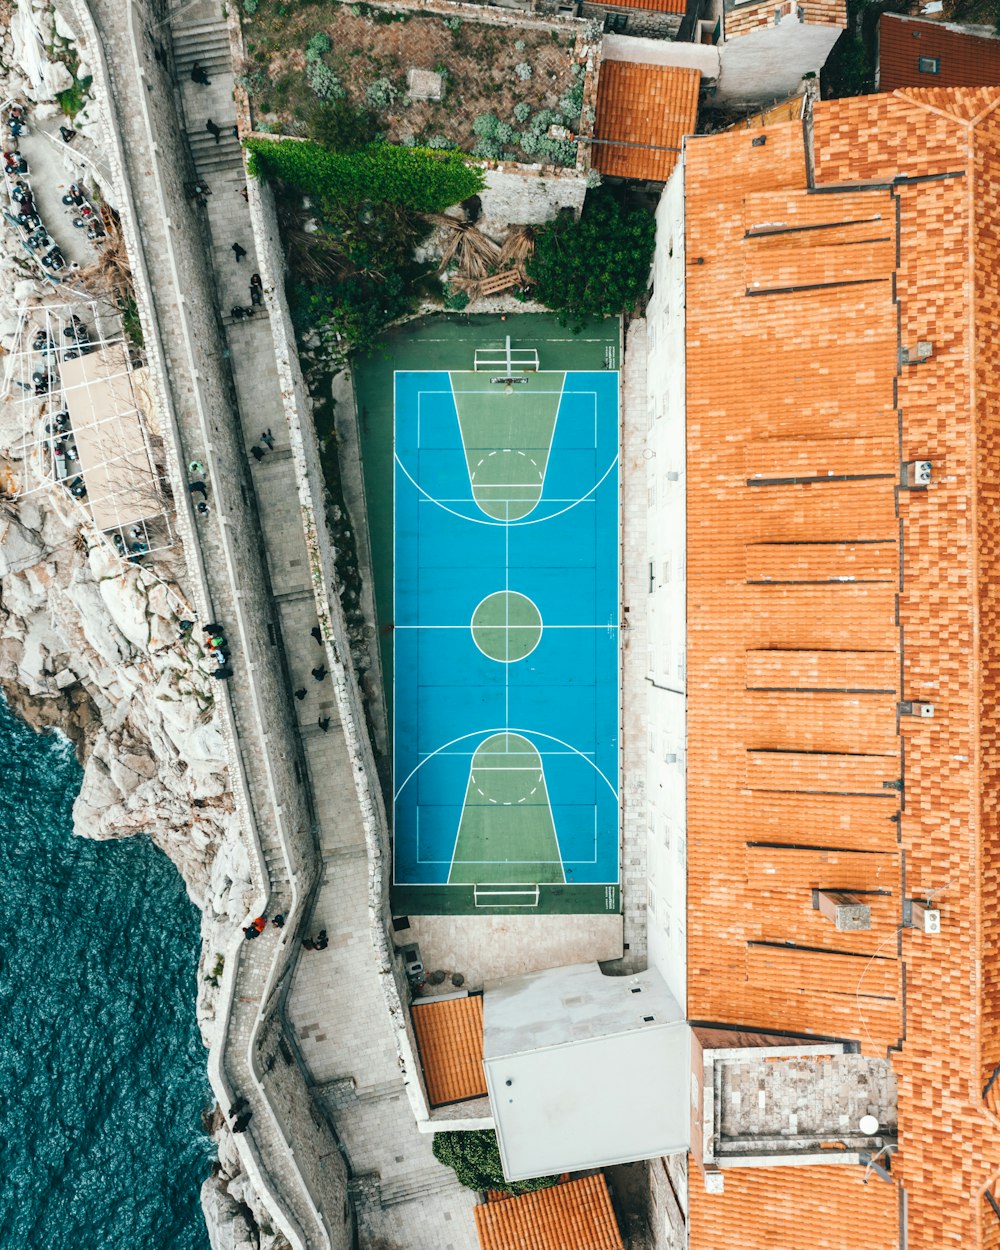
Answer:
599 0 686 15
474 1175 624 1250
410 995 485 1107
879 14 1000 92
725 0 845 39
689 1167 899 1250
682 88 1000 1250
592 61 700 183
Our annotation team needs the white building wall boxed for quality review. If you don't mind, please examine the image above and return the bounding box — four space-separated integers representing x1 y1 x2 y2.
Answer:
716 21 842 104
643 166 687 1010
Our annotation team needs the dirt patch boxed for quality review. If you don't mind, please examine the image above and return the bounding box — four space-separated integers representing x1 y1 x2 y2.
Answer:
241 1 587 165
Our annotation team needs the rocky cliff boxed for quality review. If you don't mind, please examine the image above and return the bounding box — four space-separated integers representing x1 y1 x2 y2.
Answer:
0 4 289 1247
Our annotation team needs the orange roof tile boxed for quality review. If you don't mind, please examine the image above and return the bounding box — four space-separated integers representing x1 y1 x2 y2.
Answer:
592 61 700 183
879 14 1000 92
474 1175 624 1250
410 995 486 1107
599 0 685 14
682 87 1000 1250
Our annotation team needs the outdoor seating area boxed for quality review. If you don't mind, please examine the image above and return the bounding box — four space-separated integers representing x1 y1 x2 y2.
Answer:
2 299 172 558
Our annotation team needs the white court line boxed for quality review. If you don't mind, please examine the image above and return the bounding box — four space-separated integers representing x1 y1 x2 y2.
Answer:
396 624 615 629
395 453 618 529
395 727 617 801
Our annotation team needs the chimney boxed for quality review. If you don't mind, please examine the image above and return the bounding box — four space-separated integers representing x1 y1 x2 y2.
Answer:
813 889 872 931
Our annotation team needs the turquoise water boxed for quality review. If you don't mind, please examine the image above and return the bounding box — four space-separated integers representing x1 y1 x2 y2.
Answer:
0 697 213 1248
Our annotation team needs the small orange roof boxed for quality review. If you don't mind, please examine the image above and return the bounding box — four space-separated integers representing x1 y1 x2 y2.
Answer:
592 61 700 183
879 13 1000 92
600 0 686 14
411 994 486 1107
474 1175 624 1250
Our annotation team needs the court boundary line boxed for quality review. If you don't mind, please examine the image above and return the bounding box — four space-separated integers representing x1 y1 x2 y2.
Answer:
392 368 621 895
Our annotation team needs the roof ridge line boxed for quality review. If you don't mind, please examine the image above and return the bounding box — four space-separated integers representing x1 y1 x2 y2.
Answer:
893 86 1000 129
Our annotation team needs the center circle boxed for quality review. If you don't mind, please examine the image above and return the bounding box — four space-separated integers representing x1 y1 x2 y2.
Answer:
471 591 543 663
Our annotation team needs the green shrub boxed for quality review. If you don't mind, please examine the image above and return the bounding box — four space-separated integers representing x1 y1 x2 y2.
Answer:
243 0 259 12
247 137 485 213
512 102 531 124
306 32 332 59
473 112 501 139
306 60 345 100
527 188 655 328
515 62 532 81
366 76 399 110
432 1131 558 1195
443 283 469 310
472 138 502 161
426 134 455 149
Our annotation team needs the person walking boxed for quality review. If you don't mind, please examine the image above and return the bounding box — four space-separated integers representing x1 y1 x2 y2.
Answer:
206 118 222 143
190 62 210 85
318 716 330 733
312 665 327 682
250 444 265 462
232 1111 252 1133
202 622 224 634
272 914 285 928
250 273 263 306
243 925 259 941
260 428 274 449
188 480 208 499
231 241 247 262
189 460 205 475
228 1096 249 1118
294 687 307 701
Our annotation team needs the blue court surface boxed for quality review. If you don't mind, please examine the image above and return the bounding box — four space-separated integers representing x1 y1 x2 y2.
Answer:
393 369 620 913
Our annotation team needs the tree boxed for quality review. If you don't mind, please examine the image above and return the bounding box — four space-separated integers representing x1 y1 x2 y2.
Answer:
432 1130 558 1195
526 189 655 329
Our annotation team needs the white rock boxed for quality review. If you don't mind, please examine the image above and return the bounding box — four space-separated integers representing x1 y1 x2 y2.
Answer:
14 280 35 303
53 8 78 41
43 61 74 96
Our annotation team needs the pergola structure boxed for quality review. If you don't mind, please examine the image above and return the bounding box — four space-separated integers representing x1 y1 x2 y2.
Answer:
1 299 173 556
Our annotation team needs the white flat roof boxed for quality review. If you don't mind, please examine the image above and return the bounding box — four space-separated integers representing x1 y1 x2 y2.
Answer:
60 344 161 531
483 963 690 1181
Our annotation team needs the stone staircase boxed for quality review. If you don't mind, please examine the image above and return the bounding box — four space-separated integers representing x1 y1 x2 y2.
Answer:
171 18 232 80
378 1163 465 1208
170 19 243 176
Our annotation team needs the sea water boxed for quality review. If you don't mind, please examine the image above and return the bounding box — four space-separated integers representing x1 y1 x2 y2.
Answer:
0 697 213 1248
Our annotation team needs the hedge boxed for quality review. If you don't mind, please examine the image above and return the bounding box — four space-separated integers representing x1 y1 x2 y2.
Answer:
246 137 484 214
431 1130 558 1195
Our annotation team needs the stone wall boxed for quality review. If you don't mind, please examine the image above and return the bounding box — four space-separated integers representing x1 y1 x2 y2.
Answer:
580 2 681 38
245 170 434 1128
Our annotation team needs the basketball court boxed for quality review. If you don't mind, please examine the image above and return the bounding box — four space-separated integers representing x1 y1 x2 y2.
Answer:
392 338 620 914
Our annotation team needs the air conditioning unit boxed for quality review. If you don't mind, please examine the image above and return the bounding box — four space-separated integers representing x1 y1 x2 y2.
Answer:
898 700 934 718
902 460 932 489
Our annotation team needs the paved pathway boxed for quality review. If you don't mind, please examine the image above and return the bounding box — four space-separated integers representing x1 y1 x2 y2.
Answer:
88 0 479 1245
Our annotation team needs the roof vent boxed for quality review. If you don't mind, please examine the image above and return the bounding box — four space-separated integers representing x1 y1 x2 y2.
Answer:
898 700 934 718
859 1115 880 1135
901 340 933 364
813 889 872 931
902 460 932 489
